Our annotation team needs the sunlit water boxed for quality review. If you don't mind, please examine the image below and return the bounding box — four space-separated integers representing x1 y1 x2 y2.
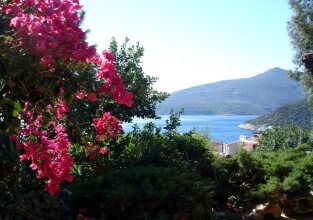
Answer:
123 115 258 143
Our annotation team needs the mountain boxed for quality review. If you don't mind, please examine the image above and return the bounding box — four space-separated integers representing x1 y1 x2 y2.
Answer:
239 99 313 131
157 67 305 115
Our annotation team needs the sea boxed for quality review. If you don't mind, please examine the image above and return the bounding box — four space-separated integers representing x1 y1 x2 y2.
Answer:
123 115 259 143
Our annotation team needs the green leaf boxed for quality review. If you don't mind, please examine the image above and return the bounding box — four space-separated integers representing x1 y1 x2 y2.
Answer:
12 110 18 117
14 101 22 111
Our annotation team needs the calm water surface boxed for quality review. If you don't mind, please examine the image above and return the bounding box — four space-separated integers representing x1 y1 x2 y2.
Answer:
123 115 258 143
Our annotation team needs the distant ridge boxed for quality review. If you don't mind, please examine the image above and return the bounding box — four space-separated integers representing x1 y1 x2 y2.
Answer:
157 67 305 115
239 99 313 131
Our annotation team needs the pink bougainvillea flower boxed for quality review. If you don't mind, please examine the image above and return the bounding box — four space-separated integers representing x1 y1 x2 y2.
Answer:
93 112 122 141
56 100 70 120
15 103 74 195
88 152 96 160
93 145 100 150
59 88 64 94
1 0 97 66
86 93 97 102
46 104 52 112
226 202 232 208
85 142 93 147
41 55 53 66
95 50 133 107
100 147 109 155
10 134 17 142
76 90 86 99
49 41 59 48
36 41 47 53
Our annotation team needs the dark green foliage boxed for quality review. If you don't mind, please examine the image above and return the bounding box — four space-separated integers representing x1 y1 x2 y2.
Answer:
282 149 313 192
244 99 313 129
251 145 312 203
214 150 265 210
288 0 313 68
69 113 215 219
1 190 72 220
106 118 215 174
71 166 214 220
258 124 310 151
288 0 313 109
157 67 304 115
163 109 183 136
107 38 169 121
214 144 313 212
68 113 312 217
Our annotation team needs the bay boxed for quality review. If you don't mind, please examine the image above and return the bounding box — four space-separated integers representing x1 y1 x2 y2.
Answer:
123 115 258 143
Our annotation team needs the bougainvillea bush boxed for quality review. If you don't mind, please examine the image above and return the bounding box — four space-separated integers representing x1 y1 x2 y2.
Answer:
0 0 133 195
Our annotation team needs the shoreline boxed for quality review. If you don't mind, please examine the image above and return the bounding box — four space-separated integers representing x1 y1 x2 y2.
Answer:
238 123 270 132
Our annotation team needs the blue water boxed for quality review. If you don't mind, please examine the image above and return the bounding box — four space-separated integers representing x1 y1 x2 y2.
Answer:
123 115 258 143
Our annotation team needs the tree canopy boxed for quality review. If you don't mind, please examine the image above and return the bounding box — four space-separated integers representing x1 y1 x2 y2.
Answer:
288 0 313 105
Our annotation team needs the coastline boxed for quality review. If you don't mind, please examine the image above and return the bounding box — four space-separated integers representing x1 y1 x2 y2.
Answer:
238 123 270 132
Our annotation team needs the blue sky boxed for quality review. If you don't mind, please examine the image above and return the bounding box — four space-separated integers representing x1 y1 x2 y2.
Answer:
80 0 293 93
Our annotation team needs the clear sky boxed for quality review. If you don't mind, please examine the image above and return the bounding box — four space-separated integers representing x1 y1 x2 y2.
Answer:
80 0 294 93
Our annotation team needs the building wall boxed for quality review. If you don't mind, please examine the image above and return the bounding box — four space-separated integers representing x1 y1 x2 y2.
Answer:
226 141 240 155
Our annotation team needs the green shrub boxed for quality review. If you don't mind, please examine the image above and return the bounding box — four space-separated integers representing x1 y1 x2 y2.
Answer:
214 146 313 212
106 122 215 177
214 150 265 210
71 166 214 220
258 124 310 151
1 190 72 220
251 145 313 204
282 150 313 192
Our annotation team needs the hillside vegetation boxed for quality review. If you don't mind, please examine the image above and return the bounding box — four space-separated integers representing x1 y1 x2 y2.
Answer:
240 99 313 130
157 67 305 115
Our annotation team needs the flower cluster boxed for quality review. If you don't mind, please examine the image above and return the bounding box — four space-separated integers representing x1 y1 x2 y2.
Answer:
93 112 122 141
95 51 133 107
0 0 134 107
1 0 96 66
14 102 73 195
76 90 97 102
84 141 109 161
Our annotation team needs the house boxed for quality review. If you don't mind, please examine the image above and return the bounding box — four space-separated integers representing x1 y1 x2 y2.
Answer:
239 134 260 151
226 140 241 155
212 141 224 154
212 140 241 156
212 133 261 156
